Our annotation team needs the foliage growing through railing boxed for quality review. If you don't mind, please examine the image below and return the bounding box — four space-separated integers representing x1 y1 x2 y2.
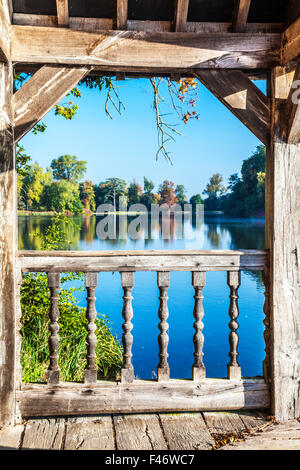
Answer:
20 215 122 383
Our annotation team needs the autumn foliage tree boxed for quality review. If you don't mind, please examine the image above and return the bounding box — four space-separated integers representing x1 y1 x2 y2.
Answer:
158 180 178 206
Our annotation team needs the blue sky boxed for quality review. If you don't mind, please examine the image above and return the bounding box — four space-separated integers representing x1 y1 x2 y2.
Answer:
20 78 266 199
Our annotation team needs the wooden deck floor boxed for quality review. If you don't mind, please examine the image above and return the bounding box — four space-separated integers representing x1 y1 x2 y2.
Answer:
1 410 295 451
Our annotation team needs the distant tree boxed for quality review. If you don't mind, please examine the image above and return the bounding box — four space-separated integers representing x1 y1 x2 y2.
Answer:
189 193 203 207
50 154 87 182
203 173 226 199
95 178 127 211
143 177 155 195
158 180 178 206
42 180 83 214
21 163 53 210
79 180 96 212
175 184 188 206
127 181 143 206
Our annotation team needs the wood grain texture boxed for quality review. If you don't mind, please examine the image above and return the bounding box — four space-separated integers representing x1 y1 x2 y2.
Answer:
286 61 300 143
281 16 300 65
64 416 115 450
0 61 16 427
266 67 300 421
116 0 128 30
0 1 11 62
10 25 281 70
22 418 65 450
56 0 69 27
113 414 168 450
17 379 270 417
232 0 251 33
195 70 271 144
174 0 189 32
13 64 92 142
159 413 214 450
17 249 267 272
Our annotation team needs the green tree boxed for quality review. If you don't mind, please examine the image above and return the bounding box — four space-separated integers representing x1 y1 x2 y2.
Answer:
95 178 127 211
189 193 203 207
127 181 143 206
175 184 188 206
22 163 53 210
42 180 83 214
79 180 96 213
50 154 87 182
158 180 178 206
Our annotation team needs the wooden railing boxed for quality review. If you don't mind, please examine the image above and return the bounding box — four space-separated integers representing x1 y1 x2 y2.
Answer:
16 249 270 417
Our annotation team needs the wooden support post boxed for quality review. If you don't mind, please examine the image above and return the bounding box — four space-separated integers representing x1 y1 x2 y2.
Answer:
232 0 251 33
84 272 98 384
174 0 190 32
116 0 128 30
0 61 17 427
227 271 241 381
56 0 69 27
266 66 300 421
120 272 134 384
157 272 170 382
192 272 206 380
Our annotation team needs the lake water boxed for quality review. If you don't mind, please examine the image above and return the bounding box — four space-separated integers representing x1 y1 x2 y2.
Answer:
18 213 266 380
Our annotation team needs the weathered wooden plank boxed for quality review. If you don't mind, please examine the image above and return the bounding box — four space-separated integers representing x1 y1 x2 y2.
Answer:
0 61 16 428
281 16 300 65
232 0 251 33
116 0 128 31
195 70 271 144
64 416 115 450
56 0 69 28
159 413 214 450
12 14 284 34
17 249 267 272
10 25 281 70
17 379 270 417
22 418 65 450
0 424 24 450
0 1 11 62
13 64 92 142
113 414 168 450
203 411 248 435
174 0 189 32
265 66 300 421
286 61 300 143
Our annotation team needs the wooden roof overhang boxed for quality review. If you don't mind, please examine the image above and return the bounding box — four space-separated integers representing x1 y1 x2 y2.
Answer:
1 1 299 144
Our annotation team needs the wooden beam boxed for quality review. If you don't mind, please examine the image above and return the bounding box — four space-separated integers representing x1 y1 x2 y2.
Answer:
10 25 281 70
0 62 17 427
0 1 11 62
281 16 300 64
116 0 128 30
17 379 270 417
56 0 69 27
12 14 284 34
286 61 300 143
232 0 251 33
13 65 92 142
174 0 190 32
265 66 300 421
194 70 270 144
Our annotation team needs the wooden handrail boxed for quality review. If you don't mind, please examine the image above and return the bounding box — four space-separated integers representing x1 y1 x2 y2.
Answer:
17 249 267 272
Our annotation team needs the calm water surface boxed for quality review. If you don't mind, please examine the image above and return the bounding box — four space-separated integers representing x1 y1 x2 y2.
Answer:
19 214 265 379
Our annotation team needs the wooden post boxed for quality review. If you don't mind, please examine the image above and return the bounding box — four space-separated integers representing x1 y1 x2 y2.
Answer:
266 66 300 421
192 271 206 380
120 272 134 384
0 61 17 427
157 272 170 382
84 272 98 384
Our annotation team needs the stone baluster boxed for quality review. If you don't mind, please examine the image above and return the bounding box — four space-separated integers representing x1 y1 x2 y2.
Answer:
227 271 241 380
192 271 206 380
262 268 271 382
157 271 170 382
84 272 98 384
47 273 61 384
15 270 23 392
121 272 134 383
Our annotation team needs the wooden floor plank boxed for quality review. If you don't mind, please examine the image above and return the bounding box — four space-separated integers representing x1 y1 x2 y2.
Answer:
113 414 168 450
0 424 24 450
22 418 65 450
64 416 115 450
159 413 214 450
237 410 269 431
203 411 247 436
